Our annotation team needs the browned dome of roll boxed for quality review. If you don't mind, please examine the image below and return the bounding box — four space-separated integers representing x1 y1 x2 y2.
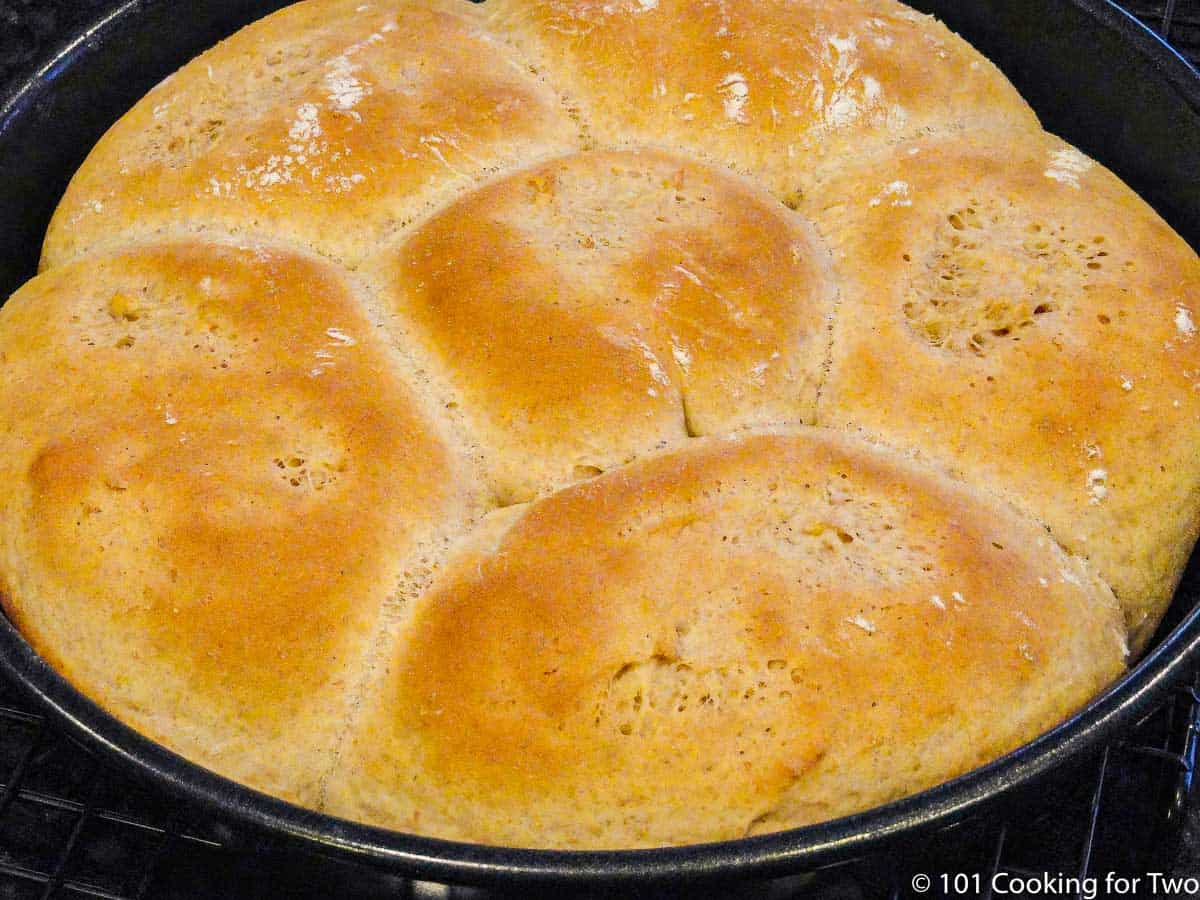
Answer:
325 429 1125 849
41 0 582 271
0 241 482 804
365 147 836 504
802 130 1200 651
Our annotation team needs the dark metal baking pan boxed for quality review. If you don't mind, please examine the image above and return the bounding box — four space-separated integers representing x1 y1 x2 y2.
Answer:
0 0 1199 888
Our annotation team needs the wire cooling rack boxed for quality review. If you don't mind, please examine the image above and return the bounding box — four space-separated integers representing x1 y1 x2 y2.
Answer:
0 2 1198 898
0 669 1196 899
1125 0 1200 52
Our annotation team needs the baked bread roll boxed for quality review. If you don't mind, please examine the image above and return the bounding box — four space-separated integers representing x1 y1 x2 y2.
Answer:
325 429 1125 848
803 131 1200 651
0 0 1195 850
0 240 482 804
486 0 1041 202
42 0 580 269
364 146 837 503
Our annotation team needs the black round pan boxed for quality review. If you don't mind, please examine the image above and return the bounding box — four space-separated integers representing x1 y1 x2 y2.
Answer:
0 0 1198 888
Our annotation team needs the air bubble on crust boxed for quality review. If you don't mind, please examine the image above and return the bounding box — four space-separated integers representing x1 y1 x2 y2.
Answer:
901 199 1123 355
594 655 799 736
271 452 348 491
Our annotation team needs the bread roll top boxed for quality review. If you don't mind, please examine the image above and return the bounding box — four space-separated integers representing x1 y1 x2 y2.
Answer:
804 131 1200 649
325 428 1125 848
486 0 1040 201
0 240 482 803
42 0 582 269
366 147 836 503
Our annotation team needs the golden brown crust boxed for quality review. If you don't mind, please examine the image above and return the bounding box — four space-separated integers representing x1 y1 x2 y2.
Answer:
42 0 581 270
0 240 482 803
804 131 1200 649
324 428 1125 848
365 147 836 503
0 0 1195 851
486 0 1039 200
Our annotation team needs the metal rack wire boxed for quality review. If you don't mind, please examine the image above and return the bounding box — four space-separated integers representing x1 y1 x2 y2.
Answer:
1125 0 1200 53
0 670 1198 899
0 2 1197 898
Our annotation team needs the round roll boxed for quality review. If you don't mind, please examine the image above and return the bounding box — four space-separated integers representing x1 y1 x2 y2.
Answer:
42 0 582 270
325 428 1125 848
804 131 1200 650
0 240 481 804
486 0 1039 202
366 147 836 503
